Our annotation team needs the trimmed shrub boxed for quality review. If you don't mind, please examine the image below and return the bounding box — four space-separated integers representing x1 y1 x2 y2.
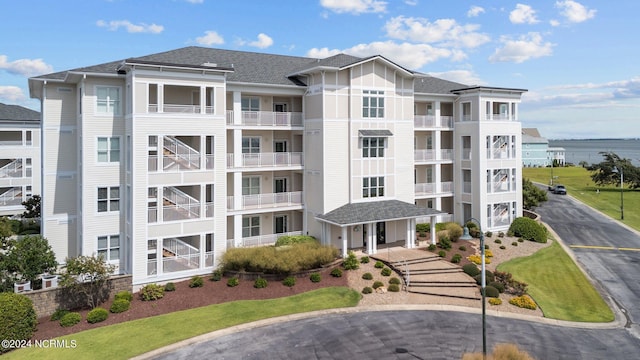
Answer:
0 293 37 352
164 282 176 292
360 256 370 264
274 234 317 247
427 244 437 251
445 222 463 242
467 254 491 265
374 261 384 269
343 251 359 270
310 273 322 283
451 253 462 264
462 263 480 277
494 271 528 296
482 285 500 298
500 246 506 250
114 290 133 302
485 249 494 258
282 276 296 287
474 271 495 285
488 298 502 306
512 242 518 247
330 268 343 277
381 267 392 276
508 217 547 243
458 245 467 251
140 284 164 301
498 231 505 238
389 277 401 285
227 277 240 287
485 231 493 238
372 281 384 289
494 239 502 244
438 235 452 250
110 298 130 313
221 242 338 274
518 238 524 243
189 276 204 288
254 277 268 289
438 250 446 258
210 269 223 282
509 295 537 310
362 287 373 294
490 281 505 293
87 307 109 324
362 272 374 280
50 308 70 321
416 223 430 234
59 312 82 328
388 284 400 292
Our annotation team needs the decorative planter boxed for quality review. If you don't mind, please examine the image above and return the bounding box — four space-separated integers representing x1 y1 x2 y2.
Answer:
42 274 59 289
14 281 31 293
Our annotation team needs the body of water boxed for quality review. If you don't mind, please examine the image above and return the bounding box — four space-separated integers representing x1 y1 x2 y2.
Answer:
549 139 640 167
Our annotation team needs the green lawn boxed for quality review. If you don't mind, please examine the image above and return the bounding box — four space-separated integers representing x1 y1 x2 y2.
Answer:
523 166 640 231
498 240 614 322
6 287 360 360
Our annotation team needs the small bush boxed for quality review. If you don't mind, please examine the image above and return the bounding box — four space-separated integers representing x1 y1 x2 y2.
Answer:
114 290 133 302
372 281 384 289
438 250 446 258
518 238 524 243
87 307 109 324
50 309 70 321
362 287 373 294
139 284 164 301
427 244 437 251
445 222 463 242
0 293 37 352
485 231 493 238
467 254 491 265
508 217 547 243
274 234 317 247
474 271 495 285
462 263 480 277
438 236 452 250
282 277 296 287
362 272 374 280
210 269 223 282
330 268 343 277
227 277 240 287
482 285 500 298
389 277 401 285
500 245 506 250
458 245 467 251
374 261 384 269
509 295 537 310
360 256 370 264
59 312 81 327
343 251 360 270
381 267 392 276
310 273 321 283
498 231 505 238
488 298 502 306
451 253 462 264
164 282 176 292
494 271 528 296
110 298 130 313
254 277 268 289
416 223 430 233
512 242 518 247
189 276 204 288
490 281 505 293
494 239 502 244
388 284 400 292
485 249 493 258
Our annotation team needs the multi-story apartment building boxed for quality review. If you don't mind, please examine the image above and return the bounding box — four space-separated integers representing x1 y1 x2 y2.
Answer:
0 103 40 217
29 47 525 287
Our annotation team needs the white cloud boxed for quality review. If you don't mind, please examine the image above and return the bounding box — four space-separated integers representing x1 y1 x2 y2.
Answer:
555 0 596 23
320 0 387 14
549 19 560 27
185 0 203 3
249 33 274 49
467 6 485 18
404 0 418 5
384 16 490 49
195 31 225 46
306 47 343 59
427 70 484 86
0 55 53 77
509 4 539 24
489 32 554 63
0 86 27 103
96 20 164 34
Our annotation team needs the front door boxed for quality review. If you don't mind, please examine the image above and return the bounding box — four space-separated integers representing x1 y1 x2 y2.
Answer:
275 215 287 234
376 222 385 245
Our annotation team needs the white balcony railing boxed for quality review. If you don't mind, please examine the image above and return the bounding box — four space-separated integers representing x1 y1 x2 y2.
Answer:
0 187 22 206
415 181 453 196
228 231 303 248
226 152 303 168
414 149 453 162
414 115 454 128
0 160 22 178
227 191 303 211
226 111 303 127
148 104 214 114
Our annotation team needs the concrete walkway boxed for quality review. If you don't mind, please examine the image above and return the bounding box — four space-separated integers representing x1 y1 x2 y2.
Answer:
370 247 480 300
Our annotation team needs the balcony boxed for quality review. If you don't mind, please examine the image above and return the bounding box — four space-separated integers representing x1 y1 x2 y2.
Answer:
148 104 214 114
0 187 22 206
414 181 453 196
0 159 25 178
228 231 303 248
414 149 453 162
227 191 303 211
226 111 303 127
414 115 453 129
227 152 303 169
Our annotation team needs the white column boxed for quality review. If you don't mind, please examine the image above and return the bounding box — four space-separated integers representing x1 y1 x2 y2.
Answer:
367 223 374 254
371 223 378 254
341 227 348 258
233 129 242 168
434 101 441 126
434 130 442 160
233 172 242 210
158 84 164 113
430 216 437 245
200 86 206 114
234 215 243 247
233 91 242 125
405 219 412 249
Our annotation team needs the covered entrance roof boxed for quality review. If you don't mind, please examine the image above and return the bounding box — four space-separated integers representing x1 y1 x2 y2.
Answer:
315 199 445 227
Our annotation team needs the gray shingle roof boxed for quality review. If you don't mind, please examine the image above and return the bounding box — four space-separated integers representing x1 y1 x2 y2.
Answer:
0 103 40 123
316 200 444 226
414 76 469 95
359 129 393 136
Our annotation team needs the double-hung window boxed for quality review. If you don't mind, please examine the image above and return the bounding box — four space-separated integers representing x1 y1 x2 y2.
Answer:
242 137 260 153
362 137 385 158
363 176 385 198
98 137 120 162
363 90 384 118
98 235 120 261
242 177 260 195
96 86 121 115
241 97 260 112
242 216 260 237
98 186 120 212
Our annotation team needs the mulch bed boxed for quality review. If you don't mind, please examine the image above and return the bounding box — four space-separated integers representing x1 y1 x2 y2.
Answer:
32 267 348 341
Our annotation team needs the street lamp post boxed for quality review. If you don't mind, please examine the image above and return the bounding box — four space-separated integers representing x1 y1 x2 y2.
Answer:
461 218 486 359
612 166 624 220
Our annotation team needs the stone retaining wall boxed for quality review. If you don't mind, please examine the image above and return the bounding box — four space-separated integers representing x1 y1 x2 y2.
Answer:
22 275 132 318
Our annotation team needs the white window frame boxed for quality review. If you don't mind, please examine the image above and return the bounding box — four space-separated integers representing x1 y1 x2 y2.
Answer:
242 176 261 195
97 136 120 163
242 137 261 154
97 186 120 213
242 216 260 237
241 97 260 112
363 176 385 198
362 90 384 118
98 234 120 262
362 137 385 158
96 86 121 115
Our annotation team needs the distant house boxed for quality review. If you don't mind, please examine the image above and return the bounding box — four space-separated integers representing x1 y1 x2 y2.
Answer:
522 128 548 167
547 147 565 166
0 103 41 217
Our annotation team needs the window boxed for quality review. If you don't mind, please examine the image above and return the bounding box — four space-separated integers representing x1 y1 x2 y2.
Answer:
362 137 385 158
96 86 121 115
98 137 120 162
242 137 260 153
242 177 260 195
98 186 120 212
362 90 384 118
241 97 259 111
98 235 120 261
242 216 260 237
363 176 384 198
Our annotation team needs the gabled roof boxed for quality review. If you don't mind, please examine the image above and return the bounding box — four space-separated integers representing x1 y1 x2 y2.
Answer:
522 128 548 144
316 200 444 227
414 76 468 95
0 103 40 123
522 128 541 137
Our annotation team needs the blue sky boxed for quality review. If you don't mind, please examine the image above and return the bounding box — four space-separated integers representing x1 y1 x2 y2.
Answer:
1 0 637 139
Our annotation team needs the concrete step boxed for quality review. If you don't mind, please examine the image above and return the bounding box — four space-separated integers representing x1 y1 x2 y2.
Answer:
389 257 441 267
400 268 463 275
409 282 477 288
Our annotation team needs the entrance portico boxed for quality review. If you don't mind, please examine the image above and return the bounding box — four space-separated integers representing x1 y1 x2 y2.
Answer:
315 200 445 257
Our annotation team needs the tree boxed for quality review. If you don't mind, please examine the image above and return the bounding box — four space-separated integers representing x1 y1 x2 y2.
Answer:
522 178 547 210
21 195 41 219
5 235 57 285
0 218 16 292
59 255 116 309
588 152 640 189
